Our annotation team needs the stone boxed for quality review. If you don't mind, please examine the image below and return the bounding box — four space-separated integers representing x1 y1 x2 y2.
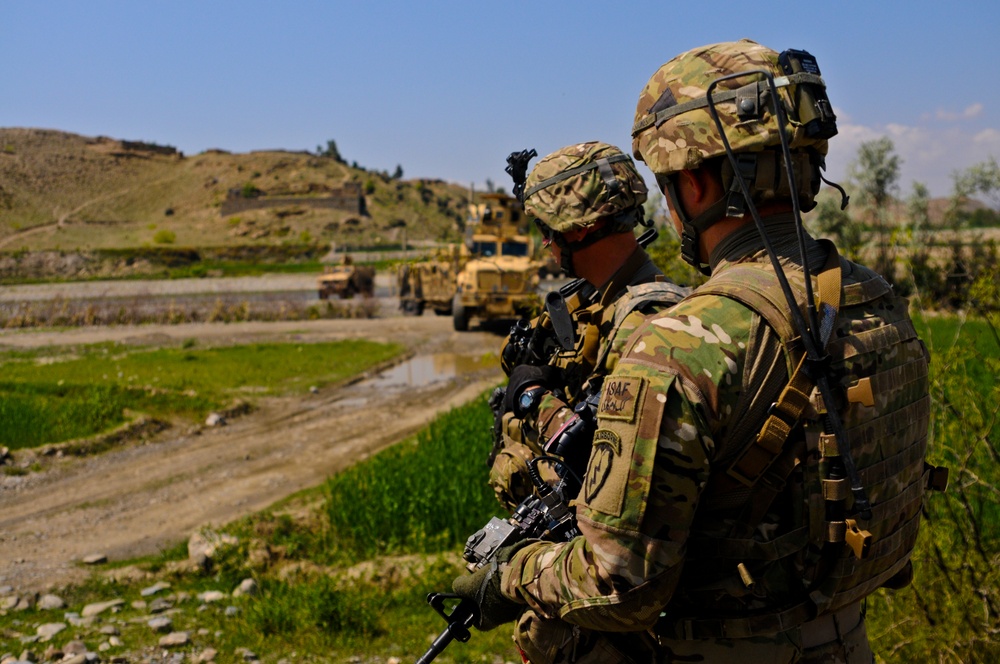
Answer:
131 600 147 610
81 599 123 617
82 553 107 565
99 643 111 652
0 597 17 610
18 651 36 664
234 648 258 661
205 413 226 427
42 645 63 660
108 636 122 647
232 578 257 597
159 632 189 647
61 655 86 664
63 640 87 655
140 581 171 597
224 605 239 617
187 530 238 568
35 623 66 641
148 616 173 633
195 648 218 663
36 594 65 610
197 590 226 603
148 598 173 613
99 625 119 635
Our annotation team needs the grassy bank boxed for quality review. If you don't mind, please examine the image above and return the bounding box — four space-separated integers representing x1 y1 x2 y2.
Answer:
0 339 403 450
3 312 996 663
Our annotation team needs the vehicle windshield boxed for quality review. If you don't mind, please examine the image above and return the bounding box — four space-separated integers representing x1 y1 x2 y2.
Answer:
470 241 499 257
501 241 529 257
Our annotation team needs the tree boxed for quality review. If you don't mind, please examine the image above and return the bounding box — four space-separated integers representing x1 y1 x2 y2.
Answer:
849 137 901 284
953 156 1000 210
317 139 344 163
810 195 864 262
392 164 403 180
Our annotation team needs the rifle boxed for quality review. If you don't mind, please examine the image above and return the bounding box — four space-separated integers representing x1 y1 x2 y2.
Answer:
501 225 659 373
416 468 580 664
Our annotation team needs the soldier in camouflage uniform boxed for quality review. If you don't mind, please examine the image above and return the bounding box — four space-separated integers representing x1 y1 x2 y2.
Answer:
454 40 938 664
490 141 688 512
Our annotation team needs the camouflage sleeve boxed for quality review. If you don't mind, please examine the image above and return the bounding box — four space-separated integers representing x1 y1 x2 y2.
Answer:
501 296 752 631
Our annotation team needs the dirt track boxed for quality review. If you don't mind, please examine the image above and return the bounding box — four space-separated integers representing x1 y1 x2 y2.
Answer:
0 314 505 593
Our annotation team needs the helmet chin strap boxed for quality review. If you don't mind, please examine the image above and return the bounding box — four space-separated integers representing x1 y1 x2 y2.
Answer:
663 177 730 276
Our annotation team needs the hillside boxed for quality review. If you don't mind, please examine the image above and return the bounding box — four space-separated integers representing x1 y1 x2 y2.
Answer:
0 128 471 253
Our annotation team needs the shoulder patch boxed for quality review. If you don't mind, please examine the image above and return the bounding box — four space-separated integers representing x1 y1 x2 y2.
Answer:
599 376 644 422
593 428 622 454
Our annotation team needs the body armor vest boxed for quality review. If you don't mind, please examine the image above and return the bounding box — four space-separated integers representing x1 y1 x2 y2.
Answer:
656 249 936 639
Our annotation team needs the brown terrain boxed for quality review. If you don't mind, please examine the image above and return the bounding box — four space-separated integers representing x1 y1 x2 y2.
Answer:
0 305 505 594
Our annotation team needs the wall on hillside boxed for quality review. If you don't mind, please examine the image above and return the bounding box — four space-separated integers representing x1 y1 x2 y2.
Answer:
220 182 365 217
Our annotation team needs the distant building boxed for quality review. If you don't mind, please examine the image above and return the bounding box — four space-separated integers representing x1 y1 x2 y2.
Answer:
220 181 366 217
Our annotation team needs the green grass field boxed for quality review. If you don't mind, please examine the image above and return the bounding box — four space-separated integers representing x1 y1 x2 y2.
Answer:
0 339 402 449
2 311 996 662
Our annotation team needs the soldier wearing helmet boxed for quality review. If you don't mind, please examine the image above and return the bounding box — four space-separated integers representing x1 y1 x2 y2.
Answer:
487 141 688 513
455 40 936 664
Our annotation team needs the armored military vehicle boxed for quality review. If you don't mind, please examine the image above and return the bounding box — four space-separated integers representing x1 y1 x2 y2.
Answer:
318 256 375 299
398 193 541 330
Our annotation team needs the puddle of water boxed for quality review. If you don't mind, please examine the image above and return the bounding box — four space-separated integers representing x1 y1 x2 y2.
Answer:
359 353 485 389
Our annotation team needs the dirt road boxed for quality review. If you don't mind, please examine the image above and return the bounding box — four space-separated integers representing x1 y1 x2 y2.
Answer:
0 315 505 593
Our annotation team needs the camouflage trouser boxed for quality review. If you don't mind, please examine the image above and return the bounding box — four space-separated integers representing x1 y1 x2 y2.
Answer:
512 605 872 664
513 610 659 664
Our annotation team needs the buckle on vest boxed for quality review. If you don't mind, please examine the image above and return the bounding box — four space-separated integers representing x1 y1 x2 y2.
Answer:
844 519 872 560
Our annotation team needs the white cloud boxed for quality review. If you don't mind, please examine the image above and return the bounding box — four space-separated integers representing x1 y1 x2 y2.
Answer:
824 119 1000 197
931 103 984 122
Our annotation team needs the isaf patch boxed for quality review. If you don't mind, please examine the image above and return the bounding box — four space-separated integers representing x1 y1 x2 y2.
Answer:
585 428 621 503
598 376 644 422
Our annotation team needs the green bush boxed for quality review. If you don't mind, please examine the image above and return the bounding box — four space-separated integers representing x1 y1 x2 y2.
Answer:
868 311 1000 662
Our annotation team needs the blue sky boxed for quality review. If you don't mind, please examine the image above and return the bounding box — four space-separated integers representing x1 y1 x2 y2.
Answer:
4 1 999 199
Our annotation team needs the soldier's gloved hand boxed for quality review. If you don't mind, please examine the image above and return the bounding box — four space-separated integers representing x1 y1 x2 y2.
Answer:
452 543 528 631
503 365 558 415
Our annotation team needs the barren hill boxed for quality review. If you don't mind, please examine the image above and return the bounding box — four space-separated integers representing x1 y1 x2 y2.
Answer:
0 128 471 252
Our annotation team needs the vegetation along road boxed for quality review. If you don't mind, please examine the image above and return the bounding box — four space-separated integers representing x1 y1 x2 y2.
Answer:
0 307 505 595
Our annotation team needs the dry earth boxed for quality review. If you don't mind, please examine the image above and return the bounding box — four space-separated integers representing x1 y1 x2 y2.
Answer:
0 312 505 594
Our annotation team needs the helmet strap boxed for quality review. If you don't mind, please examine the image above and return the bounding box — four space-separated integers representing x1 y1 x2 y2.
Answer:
664 177 728 276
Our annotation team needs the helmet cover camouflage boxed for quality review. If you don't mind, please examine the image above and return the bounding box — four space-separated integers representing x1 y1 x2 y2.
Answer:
524 142 647 233
632 39 831 176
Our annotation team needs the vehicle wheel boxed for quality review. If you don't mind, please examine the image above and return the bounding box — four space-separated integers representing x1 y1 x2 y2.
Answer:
401 299 424 316
452 297 469 331
433 304 453 316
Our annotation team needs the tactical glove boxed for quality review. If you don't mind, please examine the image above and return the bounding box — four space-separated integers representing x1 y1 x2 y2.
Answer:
503 364 559 415
451 543 528 631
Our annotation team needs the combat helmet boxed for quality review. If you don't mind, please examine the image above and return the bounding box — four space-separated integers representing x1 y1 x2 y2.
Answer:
632 39 839 271
523 141 648 275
